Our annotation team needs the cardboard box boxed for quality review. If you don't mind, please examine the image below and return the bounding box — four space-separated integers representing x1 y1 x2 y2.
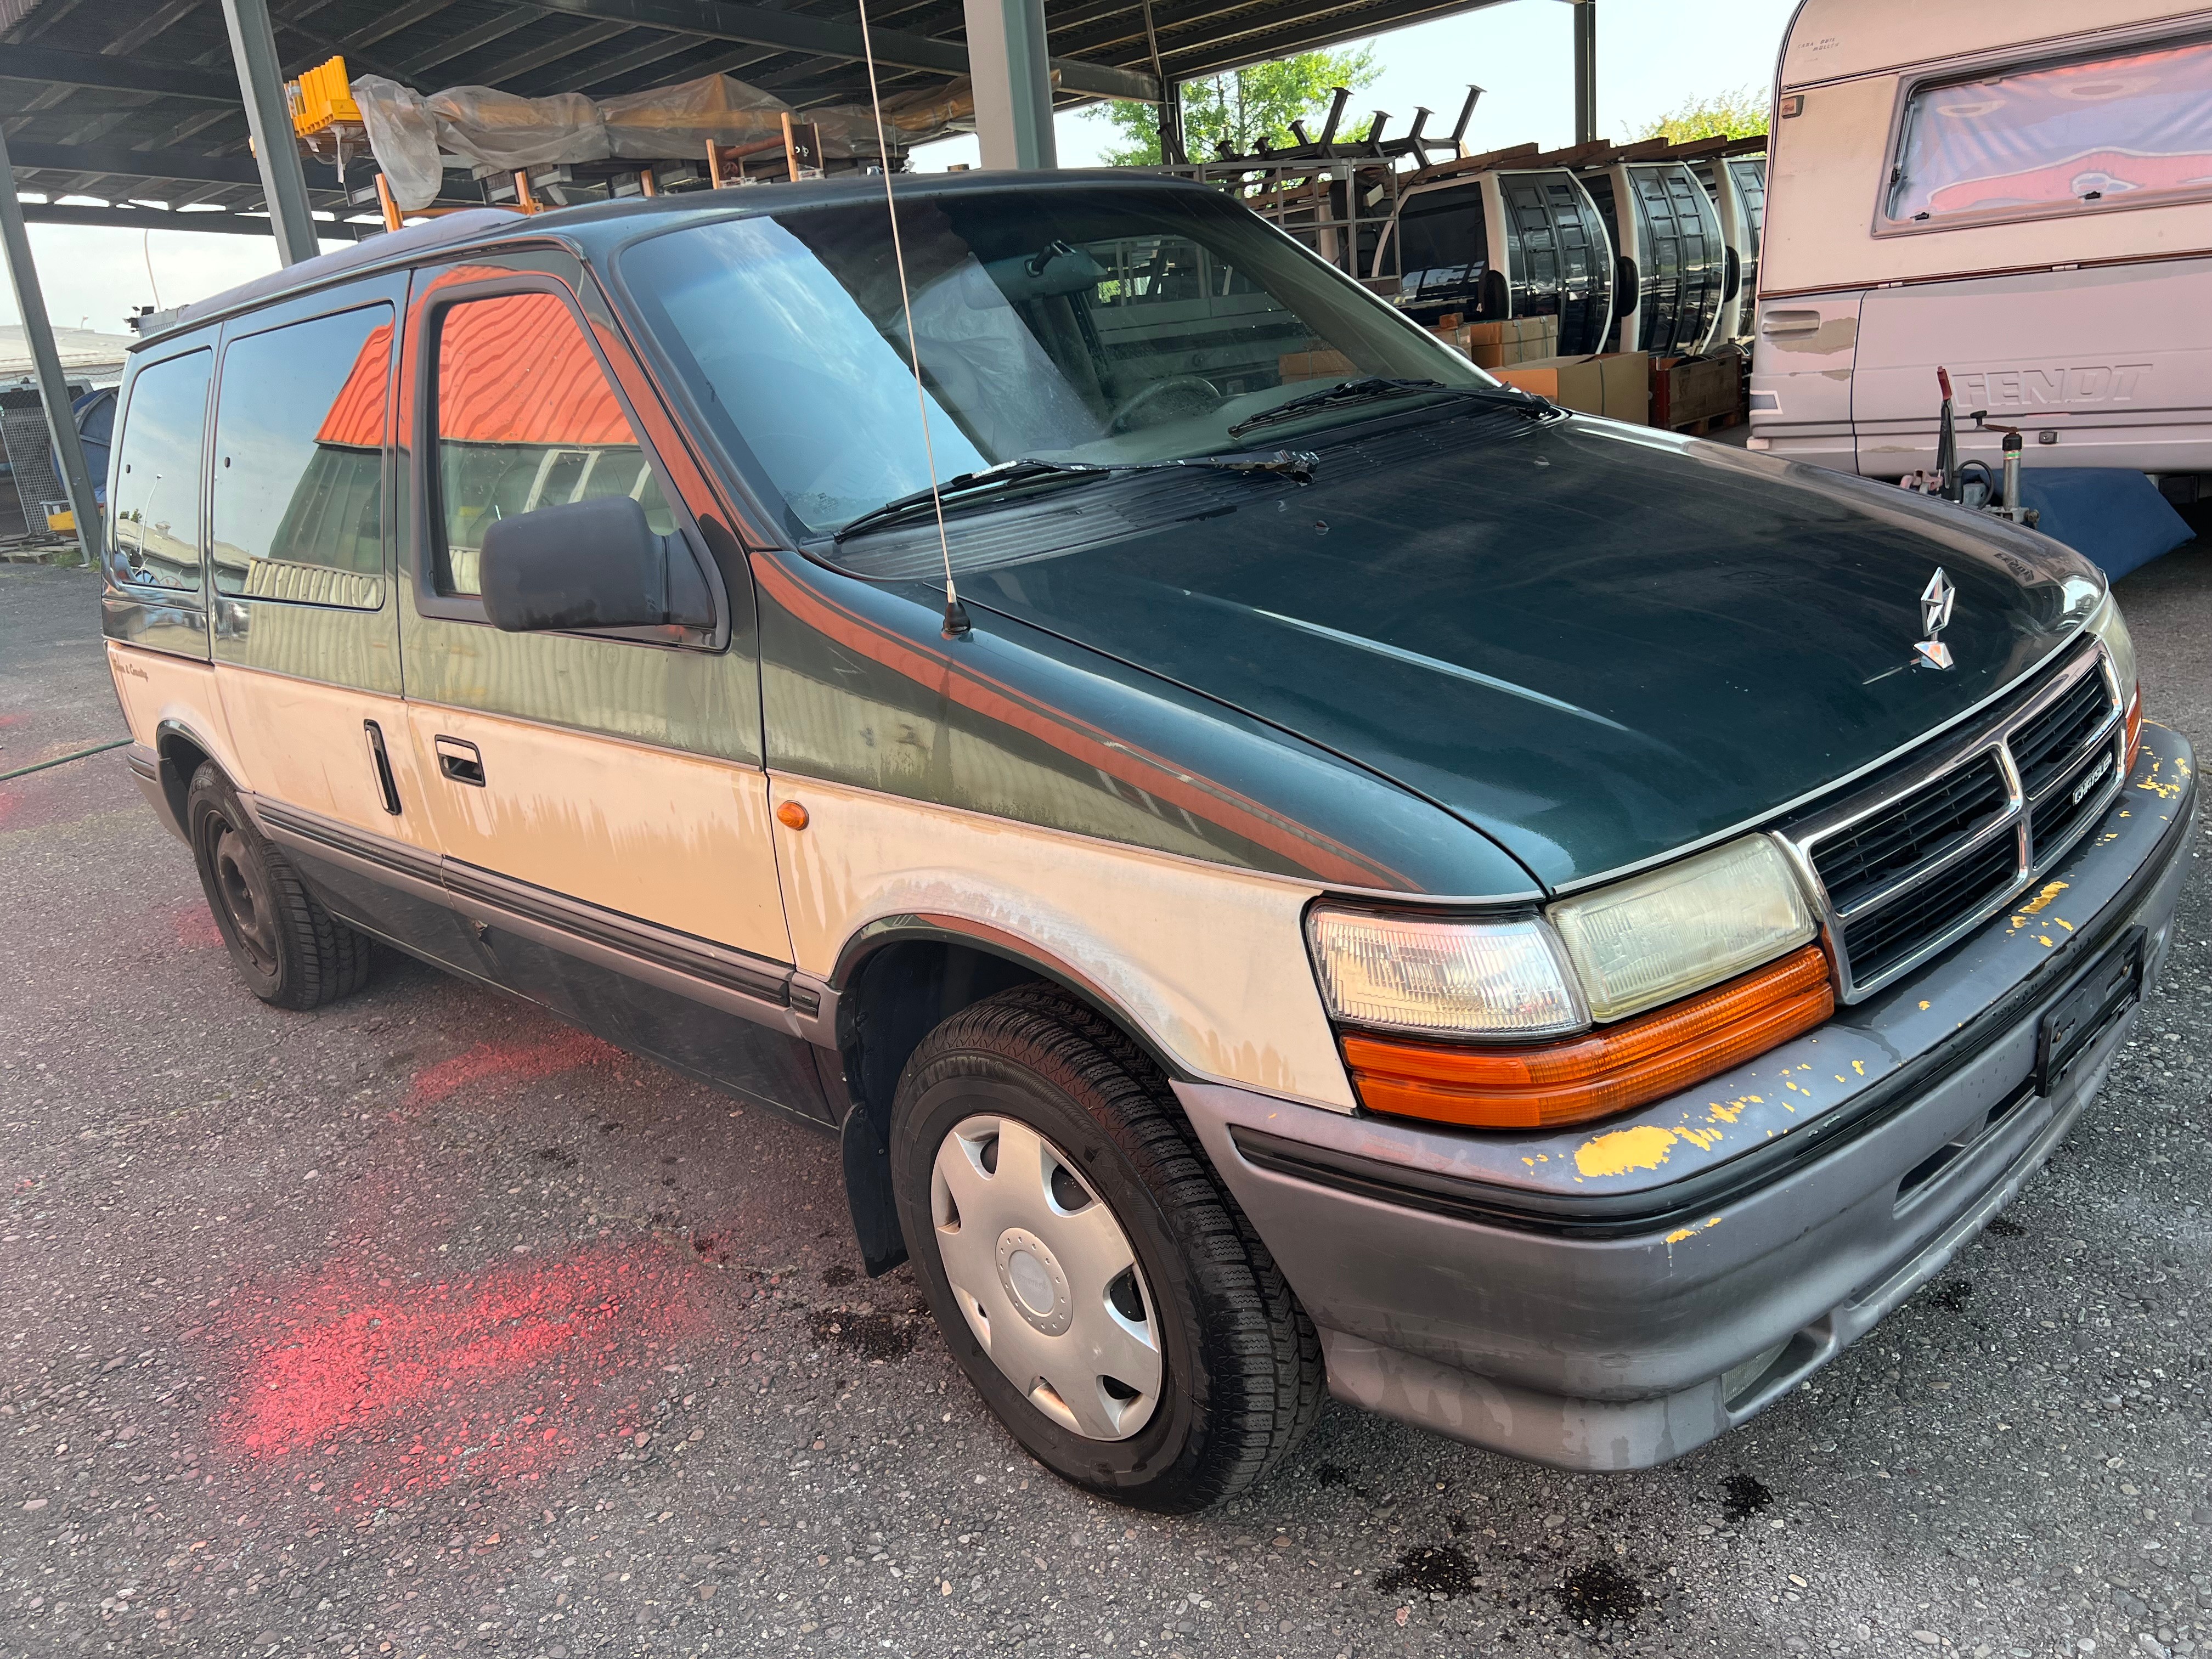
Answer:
1431 314 1559 369
1650 352 1742 430
1493 352 1649 422
1279 348 1358 383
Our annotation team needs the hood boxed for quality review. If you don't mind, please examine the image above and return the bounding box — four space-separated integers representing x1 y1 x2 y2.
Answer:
951 414 2100 893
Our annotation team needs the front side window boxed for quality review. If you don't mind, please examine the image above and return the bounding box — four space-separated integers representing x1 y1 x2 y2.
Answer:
1887 36 2212 226
619 185 1489 535
110 349 210 592
430 291 674 597
212 305 392 608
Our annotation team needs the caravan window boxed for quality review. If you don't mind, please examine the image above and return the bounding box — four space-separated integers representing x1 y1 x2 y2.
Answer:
211 306 391 608
1886 36 2212 228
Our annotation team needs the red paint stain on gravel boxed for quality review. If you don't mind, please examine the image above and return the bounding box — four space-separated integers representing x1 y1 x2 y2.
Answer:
217 1243 719 1507
408 1029 620 1109
170 900 225 950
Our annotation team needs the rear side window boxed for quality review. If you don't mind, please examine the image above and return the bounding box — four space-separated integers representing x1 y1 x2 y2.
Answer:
212 305 392 608
429 291 674 598
111 349 210 592
1887 37 2212 227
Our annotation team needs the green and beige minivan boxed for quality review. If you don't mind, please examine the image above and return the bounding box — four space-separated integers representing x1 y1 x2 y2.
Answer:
103 174 2193 1510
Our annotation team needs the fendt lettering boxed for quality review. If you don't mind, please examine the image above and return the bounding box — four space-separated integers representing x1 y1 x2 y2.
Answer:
1956 364 2153 409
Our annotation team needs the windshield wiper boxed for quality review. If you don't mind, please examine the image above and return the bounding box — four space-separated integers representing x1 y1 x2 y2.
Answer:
1227 376 1552 437
832 450 1318 543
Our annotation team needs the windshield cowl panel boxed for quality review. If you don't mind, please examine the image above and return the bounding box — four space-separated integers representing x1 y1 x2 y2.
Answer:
617 181 1494 541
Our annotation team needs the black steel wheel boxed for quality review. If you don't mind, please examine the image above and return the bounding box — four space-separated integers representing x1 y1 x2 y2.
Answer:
185 762 373 1011
890 984 1323 1512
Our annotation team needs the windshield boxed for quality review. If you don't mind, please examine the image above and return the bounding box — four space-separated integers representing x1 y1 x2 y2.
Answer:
618 183 1497 534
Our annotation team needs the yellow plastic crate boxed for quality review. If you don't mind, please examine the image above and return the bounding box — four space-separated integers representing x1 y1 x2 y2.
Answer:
288 55 358 137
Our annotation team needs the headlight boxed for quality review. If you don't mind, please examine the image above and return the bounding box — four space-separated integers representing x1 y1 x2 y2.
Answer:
1308 836 1832 1131
1547 834 1819 1022
2088 591 2137 701
2087 592 2143 769
1305 908 1585 1039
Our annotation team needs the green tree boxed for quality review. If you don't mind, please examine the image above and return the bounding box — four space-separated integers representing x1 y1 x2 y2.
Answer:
1630 86 1770 144
1090 46 1380 166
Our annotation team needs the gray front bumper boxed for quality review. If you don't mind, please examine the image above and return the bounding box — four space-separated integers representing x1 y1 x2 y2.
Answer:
1178 730 2197 1471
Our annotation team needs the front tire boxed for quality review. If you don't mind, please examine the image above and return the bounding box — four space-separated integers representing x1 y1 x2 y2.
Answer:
889 986 1323 1511
185 763 373 1011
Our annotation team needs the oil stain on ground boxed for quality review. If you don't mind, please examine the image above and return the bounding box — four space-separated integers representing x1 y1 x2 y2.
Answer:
1557 1560 1643 1623
807 1306 922 1362
1373 1544 1477 1598
1721 1472 1773 1523
1928 1278 1974 1312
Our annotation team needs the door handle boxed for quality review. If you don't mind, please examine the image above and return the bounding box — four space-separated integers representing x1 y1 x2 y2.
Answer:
363 720 403 815
434 735 485 787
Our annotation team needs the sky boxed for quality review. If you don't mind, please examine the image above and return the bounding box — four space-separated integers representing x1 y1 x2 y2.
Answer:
0 0 1797 336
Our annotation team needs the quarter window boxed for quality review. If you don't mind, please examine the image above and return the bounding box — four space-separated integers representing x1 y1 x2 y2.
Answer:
1887 37 2212 226
212 304 393 608
110 349 211 592
430 291 674 598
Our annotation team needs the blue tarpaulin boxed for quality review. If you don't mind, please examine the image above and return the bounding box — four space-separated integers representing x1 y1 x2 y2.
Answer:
2013 467 2193 580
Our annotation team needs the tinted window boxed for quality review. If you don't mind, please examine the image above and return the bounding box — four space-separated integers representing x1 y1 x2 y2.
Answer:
1395 184 1493 315
1888 37 2212 225
110 350 210 592
431 291 674 597
620 187 1491 534
212 305 392 608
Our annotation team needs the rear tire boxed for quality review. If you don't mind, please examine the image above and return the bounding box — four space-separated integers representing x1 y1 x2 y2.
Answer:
889 985 1323 1511
185 763 373 1011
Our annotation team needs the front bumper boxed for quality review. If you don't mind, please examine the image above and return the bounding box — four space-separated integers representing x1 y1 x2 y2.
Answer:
1178 728 2197 1470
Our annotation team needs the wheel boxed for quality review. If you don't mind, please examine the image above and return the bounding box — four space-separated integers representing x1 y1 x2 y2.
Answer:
185 763 373 1011
890 985 1323 1511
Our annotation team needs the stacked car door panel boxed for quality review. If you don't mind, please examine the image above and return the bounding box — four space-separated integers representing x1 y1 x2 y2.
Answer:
1387 169 1614 356
1583 161 1729 357
390 249 826 1118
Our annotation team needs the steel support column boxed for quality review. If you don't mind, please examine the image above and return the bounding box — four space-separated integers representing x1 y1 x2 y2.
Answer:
964 0 1057 170
219 0 320 266
0 126 104 562
1571 0 1596 146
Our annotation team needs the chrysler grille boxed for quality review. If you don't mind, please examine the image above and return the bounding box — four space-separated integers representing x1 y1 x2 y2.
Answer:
1787 644 2123 1000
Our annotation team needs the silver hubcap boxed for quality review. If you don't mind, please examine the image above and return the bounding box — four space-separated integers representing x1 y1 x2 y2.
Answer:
931 1114 1163 1441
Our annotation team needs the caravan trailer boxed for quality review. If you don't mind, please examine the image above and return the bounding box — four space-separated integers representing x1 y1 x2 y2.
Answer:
1382 162 1616 354
1750 0 2212 482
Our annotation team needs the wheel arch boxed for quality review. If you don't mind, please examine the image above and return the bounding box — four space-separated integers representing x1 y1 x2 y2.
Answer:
827 912 1194 1279
154 716 220 837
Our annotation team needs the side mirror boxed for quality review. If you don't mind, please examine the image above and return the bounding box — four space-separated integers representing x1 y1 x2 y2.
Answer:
478 494 713 633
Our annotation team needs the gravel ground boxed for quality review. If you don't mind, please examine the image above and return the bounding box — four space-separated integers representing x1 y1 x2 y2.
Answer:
3 551 2209 1659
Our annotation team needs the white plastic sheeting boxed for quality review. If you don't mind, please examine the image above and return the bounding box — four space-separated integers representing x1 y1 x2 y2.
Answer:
353 70 975 211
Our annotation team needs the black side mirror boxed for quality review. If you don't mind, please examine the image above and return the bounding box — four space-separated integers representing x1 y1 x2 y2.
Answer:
478 494 713 633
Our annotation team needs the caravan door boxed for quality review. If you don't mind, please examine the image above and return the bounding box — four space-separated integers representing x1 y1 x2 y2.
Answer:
1852 259 2212 479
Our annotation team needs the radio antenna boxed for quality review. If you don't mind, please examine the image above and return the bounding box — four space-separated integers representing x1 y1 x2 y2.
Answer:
855 0 970 639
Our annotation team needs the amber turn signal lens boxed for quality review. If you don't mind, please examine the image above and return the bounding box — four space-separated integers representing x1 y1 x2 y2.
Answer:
2124 686 2143 775
1341 945 1835 1131
776 801 810 831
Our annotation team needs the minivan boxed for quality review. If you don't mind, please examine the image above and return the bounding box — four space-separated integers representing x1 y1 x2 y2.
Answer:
102 173 2194 1510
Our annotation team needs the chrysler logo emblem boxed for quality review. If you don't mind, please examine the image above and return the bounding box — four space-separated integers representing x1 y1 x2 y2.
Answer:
1914 569 1956 670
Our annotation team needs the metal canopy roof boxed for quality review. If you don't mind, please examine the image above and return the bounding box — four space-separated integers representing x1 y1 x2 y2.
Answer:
0 0 1523 241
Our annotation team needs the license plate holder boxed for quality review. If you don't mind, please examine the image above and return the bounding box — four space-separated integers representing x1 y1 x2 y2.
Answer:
2035 928 2145 1095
